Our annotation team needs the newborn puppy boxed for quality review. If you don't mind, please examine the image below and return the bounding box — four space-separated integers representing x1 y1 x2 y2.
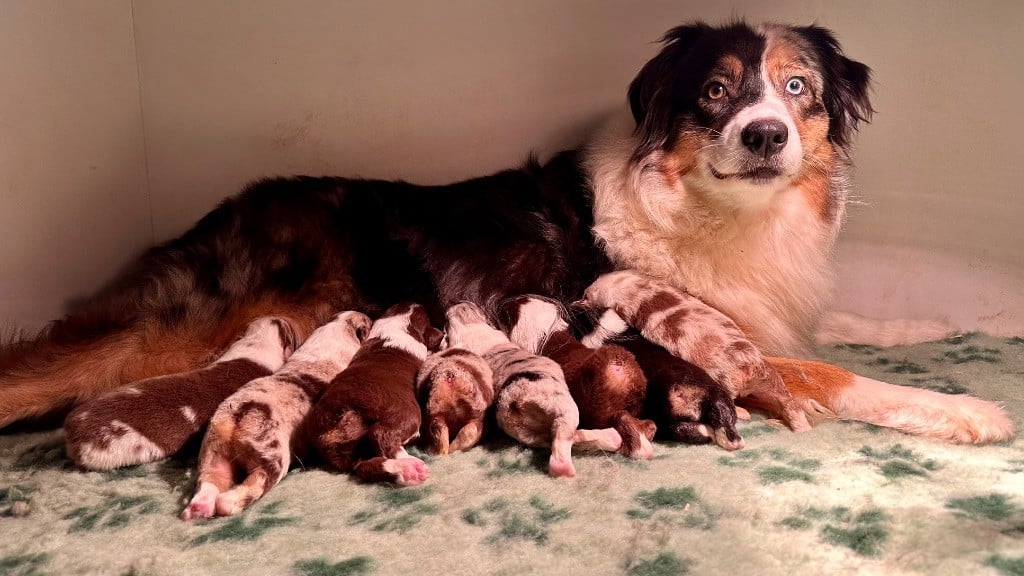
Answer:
305 303 443 486
501 295 655 460
579 308 743 450
580 271 810 432
66 316 298 470
446 302 579 478
181 311 370 520
416 346 494 455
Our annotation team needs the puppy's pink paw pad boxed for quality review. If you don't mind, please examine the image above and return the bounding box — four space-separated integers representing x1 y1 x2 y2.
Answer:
394 457 429 486
181 499 214 521
548 455 576 478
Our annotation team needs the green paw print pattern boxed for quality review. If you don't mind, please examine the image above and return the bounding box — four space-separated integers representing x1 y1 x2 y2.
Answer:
191 500 296 545
866 357 928 374
717 448 820 484
460 495 571 545
905 375 969 394
625 552 692 576
627 485 717 530
946 493 1024 536
349 487 438 533
858 444 940 480
293 556 374 576
0 552 51 576
938 345 1002 364
475 448 548 478
986 555 1024 576
780 506 891 556
64 493 161 532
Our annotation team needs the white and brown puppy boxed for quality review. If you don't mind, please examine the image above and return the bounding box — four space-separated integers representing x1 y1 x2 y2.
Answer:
181 311 370 520
305 303 443 486
579 270 810 431
580 308 743 450
416 345 494 455
65 316 298 470
446 302 579 478
501 296 655 460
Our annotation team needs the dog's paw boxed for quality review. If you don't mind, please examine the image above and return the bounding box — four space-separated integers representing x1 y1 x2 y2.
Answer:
389 457 430 486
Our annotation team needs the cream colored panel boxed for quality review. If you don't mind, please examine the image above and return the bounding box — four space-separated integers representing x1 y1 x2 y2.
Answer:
0 1 151 332
3 1 1019 335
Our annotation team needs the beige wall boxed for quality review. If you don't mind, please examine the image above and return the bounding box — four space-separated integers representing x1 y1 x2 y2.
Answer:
2 1 1021 335
0 1 151 332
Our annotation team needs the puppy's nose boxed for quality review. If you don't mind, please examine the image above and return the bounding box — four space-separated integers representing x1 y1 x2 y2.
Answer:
741 119 788 158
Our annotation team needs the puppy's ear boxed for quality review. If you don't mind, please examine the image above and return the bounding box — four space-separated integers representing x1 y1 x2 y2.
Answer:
351 313 372 342
272 318 299 358
408 304 443 350
796 25 873 151
423 326 445 352
628 23 710 161
495 296 527 332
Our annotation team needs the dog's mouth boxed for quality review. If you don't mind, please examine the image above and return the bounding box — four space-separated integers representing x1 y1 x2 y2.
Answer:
709 164 782 183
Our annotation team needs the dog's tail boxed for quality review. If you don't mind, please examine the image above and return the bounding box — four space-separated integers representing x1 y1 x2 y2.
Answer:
762 357 1014 444
0 319 228 429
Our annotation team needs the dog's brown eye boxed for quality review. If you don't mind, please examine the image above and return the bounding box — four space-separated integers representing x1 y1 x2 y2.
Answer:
705 82 726 100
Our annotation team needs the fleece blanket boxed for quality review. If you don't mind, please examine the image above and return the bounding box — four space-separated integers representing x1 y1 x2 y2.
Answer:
0 333 1022 576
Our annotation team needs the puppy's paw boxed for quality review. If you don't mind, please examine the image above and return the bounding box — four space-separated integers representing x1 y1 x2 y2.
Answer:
391 457 430 486
548 454 576 478
181 482 220 521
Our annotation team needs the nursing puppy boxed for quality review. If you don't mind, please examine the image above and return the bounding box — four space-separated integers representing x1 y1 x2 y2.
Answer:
65 316 297 470
579 308 743 450
1 22 1012 448
579 270 810 431
416 346 494 455
446 302 579 478
501 296 655 460
181 311 370 520
305 303 442 485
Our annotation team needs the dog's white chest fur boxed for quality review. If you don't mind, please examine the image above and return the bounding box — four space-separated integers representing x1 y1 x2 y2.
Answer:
585 113 839 356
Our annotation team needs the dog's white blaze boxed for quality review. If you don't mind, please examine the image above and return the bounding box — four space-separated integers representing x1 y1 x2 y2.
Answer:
508 298 568 354
217 317 290 371
586 110 834 356
697 63 804 211
370 308 431 360
180 406 197 425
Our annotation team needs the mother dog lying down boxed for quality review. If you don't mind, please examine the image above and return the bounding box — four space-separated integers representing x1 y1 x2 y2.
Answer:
0 21 1012 444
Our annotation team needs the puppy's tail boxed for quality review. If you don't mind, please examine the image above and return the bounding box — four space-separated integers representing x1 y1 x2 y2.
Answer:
764 357 1014 444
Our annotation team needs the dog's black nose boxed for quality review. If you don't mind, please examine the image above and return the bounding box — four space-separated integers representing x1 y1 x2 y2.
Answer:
741 119 788 158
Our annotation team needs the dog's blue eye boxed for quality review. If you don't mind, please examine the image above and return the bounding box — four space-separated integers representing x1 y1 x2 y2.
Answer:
786 77 805 95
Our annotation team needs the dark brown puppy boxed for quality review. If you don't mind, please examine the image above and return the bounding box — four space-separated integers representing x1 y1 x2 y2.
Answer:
416 347 494 455
65 316 298 469
306 303 443 485
502 296 655 459
580 271 809 433
578 308 743 450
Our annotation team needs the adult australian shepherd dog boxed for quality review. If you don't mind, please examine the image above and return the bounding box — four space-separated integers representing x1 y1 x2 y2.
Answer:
0 22 1012 443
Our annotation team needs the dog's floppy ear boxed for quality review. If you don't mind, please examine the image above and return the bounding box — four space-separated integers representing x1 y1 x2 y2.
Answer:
628 22 710 162
408 304 444 351
271 318 300 358
796 25 873 152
